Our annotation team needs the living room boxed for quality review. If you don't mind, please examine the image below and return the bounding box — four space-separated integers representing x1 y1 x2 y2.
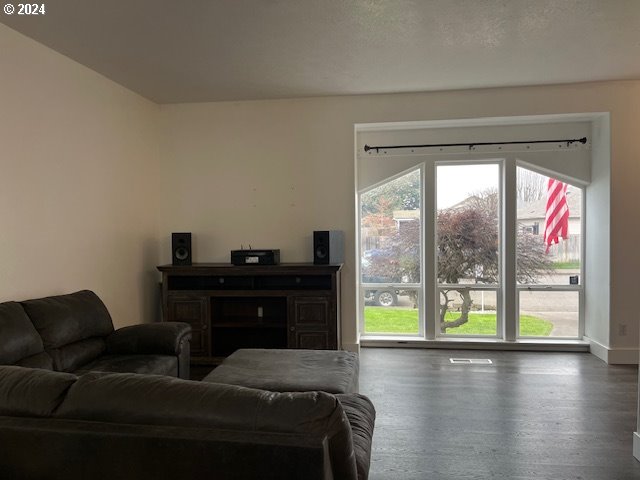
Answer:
1 1 640 478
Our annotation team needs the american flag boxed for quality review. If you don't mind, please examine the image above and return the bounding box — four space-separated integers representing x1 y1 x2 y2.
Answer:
543 178 569 253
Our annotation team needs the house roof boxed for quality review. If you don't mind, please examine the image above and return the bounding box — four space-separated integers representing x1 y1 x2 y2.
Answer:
517 186 582 220
393 210 420 221
393 186 582 222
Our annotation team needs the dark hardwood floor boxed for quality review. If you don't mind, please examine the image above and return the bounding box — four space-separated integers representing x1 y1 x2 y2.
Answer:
359 348 640 480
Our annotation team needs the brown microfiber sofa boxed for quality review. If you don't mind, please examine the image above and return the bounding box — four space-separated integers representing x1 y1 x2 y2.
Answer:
0 365 376 480
0 290 191 379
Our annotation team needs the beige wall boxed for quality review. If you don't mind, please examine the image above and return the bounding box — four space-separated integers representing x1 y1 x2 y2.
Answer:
159 82 640 355
0 24 161 327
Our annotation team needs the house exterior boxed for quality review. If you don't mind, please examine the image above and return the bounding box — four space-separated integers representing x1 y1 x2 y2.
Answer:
517 186 582 262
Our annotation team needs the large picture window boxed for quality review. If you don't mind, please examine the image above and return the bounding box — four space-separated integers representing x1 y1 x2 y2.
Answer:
358 159 584 341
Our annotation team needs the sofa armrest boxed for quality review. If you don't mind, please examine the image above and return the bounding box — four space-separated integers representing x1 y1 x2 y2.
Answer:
106 322 192 356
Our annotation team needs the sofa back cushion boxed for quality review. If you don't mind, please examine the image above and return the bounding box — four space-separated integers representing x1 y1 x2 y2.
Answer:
0 302 47 366
21 290 114 360
57 372 339 431
0 366 77 417
56 372 359 479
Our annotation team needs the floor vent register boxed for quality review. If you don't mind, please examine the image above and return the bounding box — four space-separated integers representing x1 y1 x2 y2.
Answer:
449 358 493 365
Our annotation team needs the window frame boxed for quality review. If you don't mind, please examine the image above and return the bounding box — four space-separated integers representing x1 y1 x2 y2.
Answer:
357 164 425 338
434 159 503 338
357 155 586 343
514 163 585 340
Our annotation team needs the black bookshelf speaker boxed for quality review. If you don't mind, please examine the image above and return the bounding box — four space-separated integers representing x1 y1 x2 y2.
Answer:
313 230 344 265
172 232 192 265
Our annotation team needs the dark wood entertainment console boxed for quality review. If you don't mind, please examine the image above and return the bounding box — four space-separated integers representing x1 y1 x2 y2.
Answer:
158 263 342 365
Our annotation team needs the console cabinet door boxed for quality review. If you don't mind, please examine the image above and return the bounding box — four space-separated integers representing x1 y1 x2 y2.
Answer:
167 295 210 357
288 296 336 349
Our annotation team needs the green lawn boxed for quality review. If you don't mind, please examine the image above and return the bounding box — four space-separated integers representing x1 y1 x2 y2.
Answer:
552 261 580 269
364 307 553 336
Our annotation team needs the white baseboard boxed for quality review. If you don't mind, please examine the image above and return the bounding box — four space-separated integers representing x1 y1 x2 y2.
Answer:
586 337 609 363
634 432 640 462
585 337 639 364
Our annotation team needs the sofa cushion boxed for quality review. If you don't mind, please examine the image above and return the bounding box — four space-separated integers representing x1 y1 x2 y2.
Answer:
21 290 114 350
337 394 376 480
14 352 54 370
77 354 177 377
47 338 107 372
0 366 77 417
0 302 46 365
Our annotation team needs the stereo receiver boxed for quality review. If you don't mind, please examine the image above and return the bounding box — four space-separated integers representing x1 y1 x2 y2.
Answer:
231 249 280 266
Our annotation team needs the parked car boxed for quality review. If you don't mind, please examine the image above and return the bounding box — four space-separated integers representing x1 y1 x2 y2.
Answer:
362 249 400 307
363 284 399 307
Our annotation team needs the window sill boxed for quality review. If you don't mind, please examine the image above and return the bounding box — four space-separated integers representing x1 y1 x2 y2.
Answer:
360 336 590 352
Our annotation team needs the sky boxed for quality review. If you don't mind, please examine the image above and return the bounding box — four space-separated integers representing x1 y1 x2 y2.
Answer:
436 164 500 209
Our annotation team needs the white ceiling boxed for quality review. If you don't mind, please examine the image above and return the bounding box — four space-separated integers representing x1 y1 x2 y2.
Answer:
2 0 640 104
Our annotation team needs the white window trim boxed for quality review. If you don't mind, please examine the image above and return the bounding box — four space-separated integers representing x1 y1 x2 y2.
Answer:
358 155 586 343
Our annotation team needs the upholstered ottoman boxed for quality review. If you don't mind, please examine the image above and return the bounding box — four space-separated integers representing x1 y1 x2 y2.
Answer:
202 348 359 394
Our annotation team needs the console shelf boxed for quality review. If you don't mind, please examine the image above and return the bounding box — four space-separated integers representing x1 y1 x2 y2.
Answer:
158 263 342 364
211 322 286 329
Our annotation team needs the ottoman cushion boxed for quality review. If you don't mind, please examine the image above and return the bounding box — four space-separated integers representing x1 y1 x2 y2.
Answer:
203 348 359 394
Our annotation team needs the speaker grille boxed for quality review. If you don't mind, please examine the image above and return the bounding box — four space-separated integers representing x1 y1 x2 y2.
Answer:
315 245 328 259
172 232 192 266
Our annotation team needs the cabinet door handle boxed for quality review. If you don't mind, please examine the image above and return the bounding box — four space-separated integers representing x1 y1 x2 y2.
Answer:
289 326 296 332
202 324 208 330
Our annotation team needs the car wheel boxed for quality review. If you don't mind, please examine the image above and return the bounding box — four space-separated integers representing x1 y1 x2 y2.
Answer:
374 290 397 307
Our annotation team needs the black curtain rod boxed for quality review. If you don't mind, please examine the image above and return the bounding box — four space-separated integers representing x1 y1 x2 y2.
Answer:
363 137 588 153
